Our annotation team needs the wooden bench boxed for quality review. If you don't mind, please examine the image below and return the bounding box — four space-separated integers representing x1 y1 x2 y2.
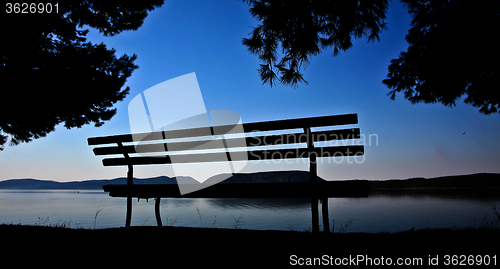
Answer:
88 113 368 232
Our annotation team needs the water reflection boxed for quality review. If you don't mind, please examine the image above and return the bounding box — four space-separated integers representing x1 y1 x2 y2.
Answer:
200 198 311 210
369 189 500 202
0 190 498 232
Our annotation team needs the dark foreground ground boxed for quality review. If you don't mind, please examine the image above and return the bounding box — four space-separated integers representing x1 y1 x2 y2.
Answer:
1 225 498 266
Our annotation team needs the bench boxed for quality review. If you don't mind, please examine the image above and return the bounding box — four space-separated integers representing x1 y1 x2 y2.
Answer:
88 113 368 232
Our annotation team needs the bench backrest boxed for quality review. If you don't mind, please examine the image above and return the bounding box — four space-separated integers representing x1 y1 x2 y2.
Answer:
87 113 364 167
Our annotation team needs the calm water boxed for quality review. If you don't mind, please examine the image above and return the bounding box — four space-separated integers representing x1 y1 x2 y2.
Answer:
0 189 498 233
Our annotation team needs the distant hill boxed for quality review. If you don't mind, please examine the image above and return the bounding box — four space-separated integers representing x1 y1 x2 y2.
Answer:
0 176 198 190
368 173 500 189
0 171 322 190
0 178 64 189
1 172 498 190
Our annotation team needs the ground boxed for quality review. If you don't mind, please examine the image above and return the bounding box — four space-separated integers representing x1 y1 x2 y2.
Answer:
1 225 497 266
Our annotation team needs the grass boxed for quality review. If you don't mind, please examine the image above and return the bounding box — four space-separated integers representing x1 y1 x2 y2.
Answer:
286 218 354 233
1 203 499 265
6 206 103 230
230 213 244 229
165 217 178 226
332 218 354 233
195 207 245 229
196 207 222 228
93 206 103 229
24 216 83 229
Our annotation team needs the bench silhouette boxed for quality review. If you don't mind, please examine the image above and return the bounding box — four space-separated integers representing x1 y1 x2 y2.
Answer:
88 113 368 232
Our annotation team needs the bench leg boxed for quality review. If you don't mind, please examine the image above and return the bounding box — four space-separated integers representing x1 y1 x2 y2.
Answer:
321 197 330 233
126 196 132 228
125 158 134 228
311 197 320 233
155 197 162 227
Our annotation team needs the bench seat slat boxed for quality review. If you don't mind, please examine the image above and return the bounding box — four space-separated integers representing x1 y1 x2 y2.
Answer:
101 145 364 166
102 181 369 198
92 128 360 156
88 113 358 146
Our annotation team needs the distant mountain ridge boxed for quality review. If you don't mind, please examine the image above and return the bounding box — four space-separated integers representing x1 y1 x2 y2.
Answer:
368 172 500 189
0 176 198 190
1 172 498 190
0 171 324 190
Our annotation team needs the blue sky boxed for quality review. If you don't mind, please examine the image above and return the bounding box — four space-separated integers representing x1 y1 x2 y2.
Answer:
1 0 499 182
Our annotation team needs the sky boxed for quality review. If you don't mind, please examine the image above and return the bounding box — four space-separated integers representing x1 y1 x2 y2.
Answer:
1 0 499 182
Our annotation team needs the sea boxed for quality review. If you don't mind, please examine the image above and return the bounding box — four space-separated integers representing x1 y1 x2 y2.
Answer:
0 189 499 233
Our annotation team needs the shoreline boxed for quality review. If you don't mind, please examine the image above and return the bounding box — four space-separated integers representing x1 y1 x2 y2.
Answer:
2 172 499 191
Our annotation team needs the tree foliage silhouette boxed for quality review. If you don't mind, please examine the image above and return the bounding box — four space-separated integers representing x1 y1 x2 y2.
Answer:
242 0 500 115
383 0 500 115
0 0 164 151
241 0 389 88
